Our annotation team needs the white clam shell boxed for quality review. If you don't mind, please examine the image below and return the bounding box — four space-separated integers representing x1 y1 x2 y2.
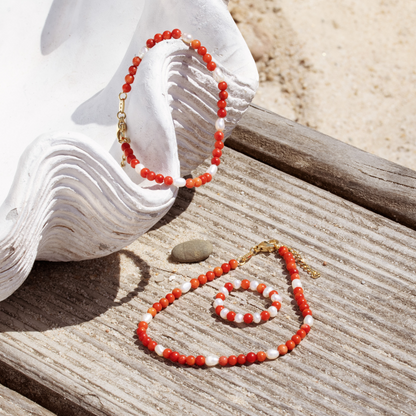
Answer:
0 0 258 301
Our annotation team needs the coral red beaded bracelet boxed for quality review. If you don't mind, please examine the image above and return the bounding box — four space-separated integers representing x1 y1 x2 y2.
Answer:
136 240 320 367
117 28 228 189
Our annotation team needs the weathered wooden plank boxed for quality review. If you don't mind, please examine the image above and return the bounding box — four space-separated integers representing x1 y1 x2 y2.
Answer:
0 147 415 416
228 104 416 230
0 383 55 416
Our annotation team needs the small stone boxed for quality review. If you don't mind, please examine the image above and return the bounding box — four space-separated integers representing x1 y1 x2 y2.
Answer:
171 239 213 263
155 275 165 283
361 281 366 285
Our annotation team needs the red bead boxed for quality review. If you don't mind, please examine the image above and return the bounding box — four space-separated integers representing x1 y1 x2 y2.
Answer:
166 293 175 303
214 267 223 277
301 324 311 334
286 262 296 271
132 57 141 66
297 329 307 339
219 356 228 366
205 172 213 182
214 131 224 141
170 351 180 362
186 178 194 188
237 354 246 365
148 341 157 351
215 305 225 315
138 321 148 329
228 355 237 366
243 313 253 324
212 148 222 158
121 142 130 151
217 108 226 118
278 246 289 256
206 271 215 281
207 61 216 71
299 303 309 312
125 74 134 84
130 159 140 168
186 356 195 366
163 348 172 359
211 157 221 166
136 328 146 336
222 263 231 274
191 39 201 49
199 174 207 184
162 31 172 40
171 29 181 39
147 171 156 181
160 298 169 308
286 340 296 351
241 279 250 289
224 282 233 292
219 90 228 100
122 83 131 93
178 355 187 365
278 344 288 356
142 337 150 347
292 335 302 345
140 168 149 178
215 293 226 301
198 274 208 285
203 53 212 63
295 293 305 301
197 46 207 56
193 177 202 187
302 309 312 317
147 307 157 317
190 278 200 289
289 268 299 275
284 253 295 263
154 33 163 43
217 100 227 109
155 174 164 184
195 355 205 366
153 302 162 312
218 81 228 91
164 176 173 186
146 39 155 48
172 288 182 299
257 351 267 362
229 259 238 270
257 283 266 294
272 301 281 310
246 352 256 363
129 66 137 75
227 311 236 321
260 311 270 321
294 287 304 295
127 155 136 164
215 141 224 149
124 148 133 156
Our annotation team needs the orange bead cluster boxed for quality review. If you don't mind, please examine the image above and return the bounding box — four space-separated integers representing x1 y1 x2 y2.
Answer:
119 28 228 189
136 246 313 367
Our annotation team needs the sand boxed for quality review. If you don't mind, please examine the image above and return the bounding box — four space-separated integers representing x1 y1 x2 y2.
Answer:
229 0 416 171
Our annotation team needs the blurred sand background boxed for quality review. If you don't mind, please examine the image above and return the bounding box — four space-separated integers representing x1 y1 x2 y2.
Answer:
229 0 416 170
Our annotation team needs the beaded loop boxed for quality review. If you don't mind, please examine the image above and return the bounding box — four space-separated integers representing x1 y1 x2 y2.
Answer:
136 240 317 367
117 28 228 188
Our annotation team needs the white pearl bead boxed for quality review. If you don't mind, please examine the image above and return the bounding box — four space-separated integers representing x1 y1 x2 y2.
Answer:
235 313 244 323
173 177 186 187
181 32 193 44
253 312 261 323
142 313 153 323
212 68 225 83
292 279 302 289
304 315 314 326
233 279 242 289
220 308 229 319
180 281 192 294
268 306 278 317
135 163 145 175
215 118 225 131
155 344 165 356
249 280 259 291
271 293 282 303
219 287 229 297
263 286 273 297
137 46 148 59
213 298 224 308
205 355 219 367
207 164 218 176
266 348 279 360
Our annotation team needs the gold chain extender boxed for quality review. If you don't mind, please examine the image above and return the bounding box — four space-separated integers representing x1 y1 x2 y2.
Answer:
238 240 320 279
117 93 130 167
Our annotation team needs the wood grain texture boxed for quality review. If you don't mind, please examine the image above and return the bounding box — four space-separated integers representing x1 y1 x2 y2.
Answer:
0 383 55 416
227 104 416 230
0 147 415 416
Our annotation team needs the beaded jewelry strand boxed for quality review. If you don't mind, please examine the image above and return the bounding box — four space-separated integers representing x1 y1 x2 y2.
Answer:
136 240 320 367
117 28 228 189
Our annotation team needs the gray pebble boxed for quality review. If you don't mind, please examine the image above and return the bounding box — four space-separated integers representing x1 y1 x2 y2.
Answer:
171 240 213 263
155 275 165 283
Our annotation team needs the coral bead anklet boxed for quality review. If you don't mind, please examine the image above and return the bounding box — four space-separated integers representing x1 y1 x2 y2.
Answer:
136 240 320 367
116 28 228 189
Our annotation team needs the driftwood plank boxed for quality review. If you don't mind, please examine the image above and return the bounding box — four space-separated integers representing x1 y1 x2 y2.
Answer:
0 383 55 415
0 147 415 415
227 104 416 230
